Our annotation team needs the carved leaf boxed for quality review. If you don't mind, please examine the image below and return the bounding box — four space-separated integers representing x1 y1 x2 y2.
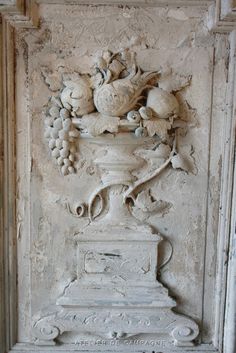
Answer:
158 71 192 92
154 143 172 158
81 113 120 136
135 189 171 214
41 67 62 92
143 119 171 139
171 154 191 173
176 95 199 129
62 72 84 84
136 143 171 161
171 145 197 174
135 143 172 170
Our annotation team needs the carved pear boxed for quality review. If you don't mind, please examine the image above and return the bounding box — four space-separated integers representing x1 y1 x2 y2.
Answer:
146 87 179 119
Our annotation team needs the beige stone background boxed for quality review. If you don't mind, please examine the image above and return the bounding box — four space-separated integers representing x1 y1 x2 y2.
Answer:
1 1 236 353
15 4 224 343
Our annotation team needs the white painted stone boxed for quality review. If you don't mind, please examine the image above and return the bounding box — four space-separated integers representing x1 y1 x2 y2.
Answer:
17 5 212 346
0 3 232 353
30 48 201 346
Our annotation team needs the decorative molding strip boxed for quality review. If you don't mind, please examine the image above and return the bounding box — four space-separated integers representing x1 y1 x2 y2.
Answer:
4 0 236 33
9 342 219 353
213 29 236 352
1 1 236 33
219 0 236 18
0 0 214 7
221 30 236 353
0 15 17 353
0 2 235 353
0 0 39 27
0 15 4 353
207 0 236 32
0 0 213 28
37 0 213 5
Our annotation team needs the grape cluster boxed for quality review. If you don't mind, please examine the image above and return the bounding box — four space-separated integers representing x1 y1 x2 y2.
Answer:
44 97 79 175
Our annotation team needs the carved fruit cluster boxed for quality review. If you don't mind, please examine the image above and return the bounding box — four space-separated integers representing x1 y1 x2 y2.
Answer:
43 50 188 175
44 96 79 175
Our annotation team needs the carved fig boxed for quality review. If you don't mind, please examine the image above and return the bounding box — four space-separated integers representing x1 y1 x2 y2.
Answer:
146 87 179 119
139 106 153 120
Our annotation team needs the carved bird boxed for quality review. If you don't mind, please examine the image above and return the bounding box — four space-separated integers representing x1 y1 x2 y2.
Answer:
93 64 159 117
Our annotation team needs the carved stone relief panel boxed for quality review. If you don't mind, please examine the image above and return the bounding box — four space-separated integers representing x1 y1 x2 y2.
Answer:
12 3 231 352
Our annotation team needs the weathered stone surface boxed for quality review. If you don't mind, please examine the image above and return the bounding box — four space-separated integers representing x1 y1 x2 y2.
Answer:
13 3 228 349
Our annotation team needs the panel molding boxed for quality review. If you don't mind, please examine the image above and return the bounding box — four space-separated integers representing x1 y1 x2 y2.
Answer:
221 29 236 353
0 0 214 12
1 0 236 32
0 14 17 353
0 2 236 353
219 0 236 18
9 342 219 353
208 0 236 31
0 0 39 27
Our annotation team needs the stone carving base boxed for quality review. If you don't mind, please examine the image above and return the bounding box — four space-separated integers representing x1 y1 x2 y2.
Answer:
33 306 199 347
33 220 199 347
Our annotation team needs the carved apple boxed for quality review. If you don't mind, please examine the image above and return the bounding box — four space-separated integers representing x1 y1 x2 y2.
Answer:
60 76 95 116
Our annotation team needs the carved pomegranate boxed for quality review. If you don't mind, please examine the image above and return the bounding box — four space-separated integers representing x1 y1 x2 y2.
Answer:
94 66 158 117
